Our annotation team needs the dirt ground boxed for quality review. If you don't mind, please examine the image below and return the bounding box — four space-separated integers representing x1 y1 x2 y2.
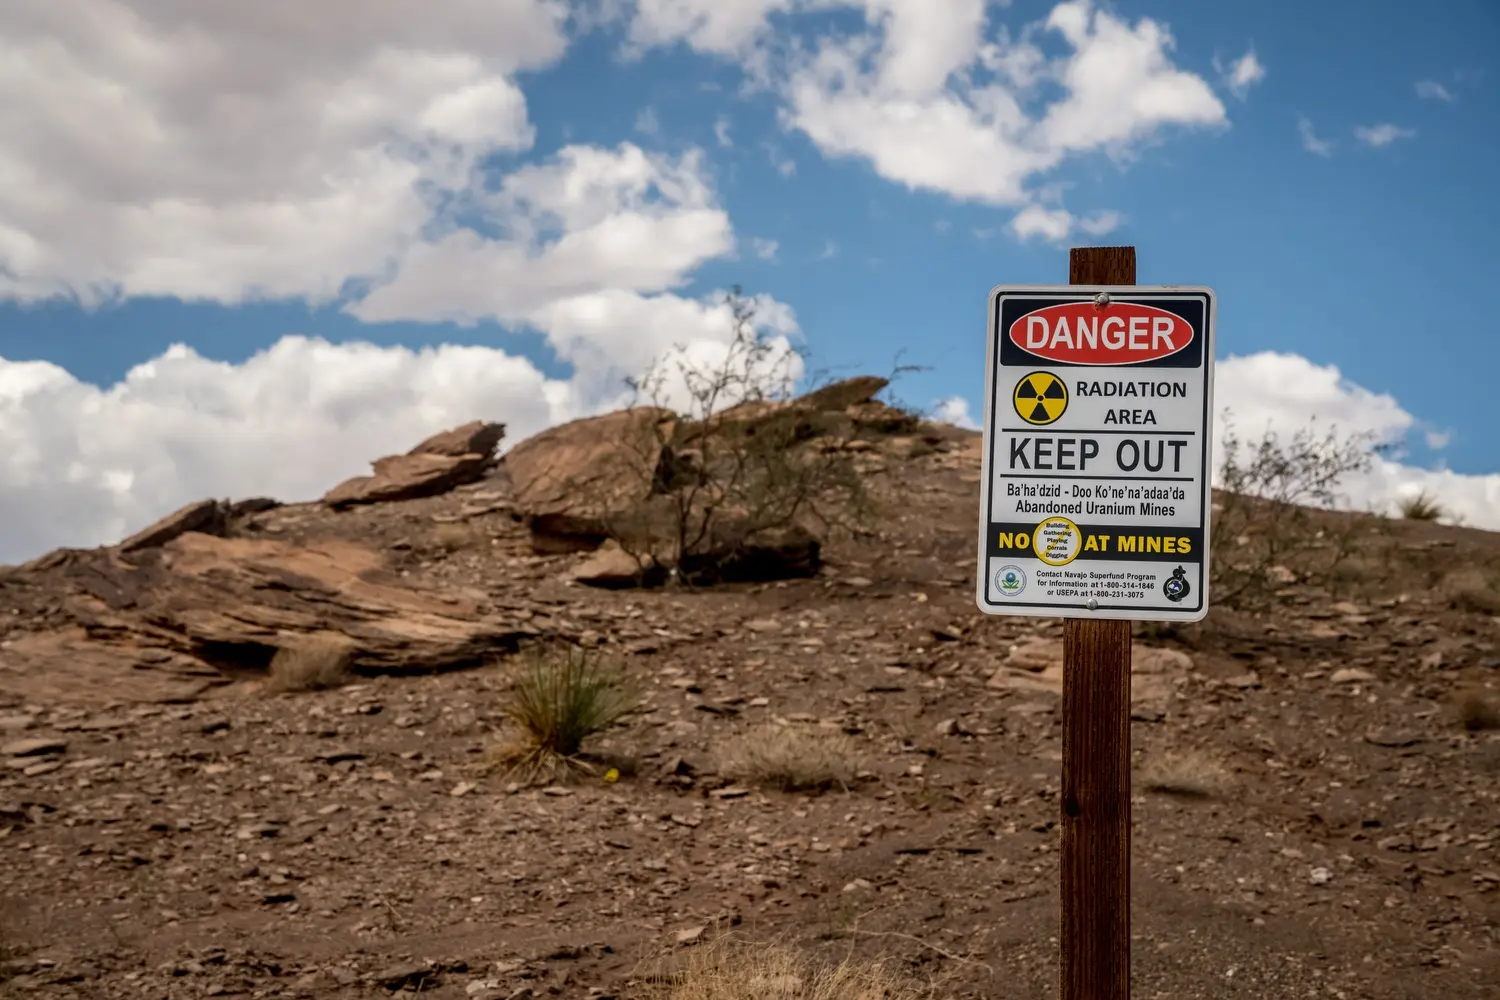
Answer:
2 426 1498 999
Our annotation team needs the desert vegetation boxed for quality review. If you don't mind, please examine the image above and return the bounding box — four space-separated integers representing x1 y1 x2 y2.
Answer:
580 288 896 585
1136 748 1236 800
717 723 861 794
485 644 643 785
263 634 357 694
630 936 935 1000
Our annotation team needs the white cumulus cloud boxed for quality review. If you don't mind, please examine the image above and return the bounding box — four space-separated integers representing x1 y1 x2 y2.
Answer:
1216 48 1266 100
351 144 730 326
1415 79 1454 102
0 0 569 306
0 337 576 563
934 396 978 430
1213 352 1500 526
626 0 796 58
748 237 780 260
0 0 794 394
1354 123 1417 148
625 0 1224 233
932 353 1498 527
1010 205 1121 244
1297 115 1335 157
1010 206 1076 243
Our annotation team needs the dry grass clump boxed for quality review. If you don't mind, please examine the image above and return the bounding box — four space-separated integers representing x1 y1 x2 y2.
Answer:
264 634 357 694
1397 490 1446 521
1456 687 1500 732
486 645 642 785
431 521 482 553
718 723 858 793
1137 748 1234 800
632 937 932 1000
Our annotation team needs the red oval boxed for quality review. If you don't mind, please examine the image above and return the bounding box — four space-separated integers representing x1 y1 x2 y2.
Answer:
1008 302 1193 366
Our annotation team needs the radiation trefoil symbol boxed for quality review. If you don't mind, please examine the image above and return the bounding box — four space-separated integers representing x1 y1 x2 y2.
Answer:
1012 371 1068 426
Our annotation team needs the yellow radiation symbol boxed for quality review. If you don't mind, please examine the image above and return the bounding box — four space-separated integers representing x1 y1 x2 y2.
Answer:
1013 371 1068 426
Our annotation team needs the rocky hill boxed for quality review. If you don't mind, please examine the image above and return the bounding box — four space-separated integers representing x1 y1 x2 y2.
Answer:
1 377 1497 1000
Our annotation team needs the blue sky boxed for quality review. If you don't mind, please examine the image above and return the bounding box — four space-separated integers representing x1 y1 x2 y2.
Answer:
1 0 1497 561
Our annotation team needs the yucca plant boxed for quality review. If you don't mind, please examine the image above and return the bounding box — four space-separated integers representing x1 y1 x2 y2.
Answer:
488 644 642 784
1397 490 1445 521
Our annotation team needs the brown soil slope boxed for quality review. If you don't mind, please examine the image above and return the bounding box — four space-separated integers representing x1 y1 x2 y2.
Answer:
1 402 1498 1000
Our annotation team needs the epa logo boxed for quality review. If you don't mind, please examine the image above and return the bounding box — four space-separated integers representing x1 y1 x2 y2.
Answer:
994 565 1026 597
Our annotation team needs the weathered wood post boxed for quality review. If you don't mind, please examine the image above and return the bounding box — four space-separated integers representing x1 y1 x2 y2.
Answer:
1061 246 1136 1000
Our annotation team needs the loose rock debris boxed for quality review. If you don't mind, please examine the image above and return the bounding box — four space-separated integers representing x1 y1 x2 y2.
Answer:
0 391 1498 999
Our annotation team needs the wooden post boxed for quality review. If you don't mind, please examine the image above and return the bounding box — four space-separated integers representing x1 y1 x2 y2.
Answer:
1061 246 1135 1000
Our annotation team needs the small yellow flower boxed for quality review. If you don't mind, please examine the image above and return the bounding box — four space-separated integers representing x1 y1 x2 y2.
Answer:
602 767 620 783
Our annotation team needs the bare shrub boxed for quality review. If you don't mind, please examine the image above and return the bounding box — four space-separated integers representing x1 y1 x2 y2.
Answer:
867 350 932 426
1211 415 1384 612
264 634 356 694
1137 749 1234 800
1396 490 1446 521
632 936 934 1000
719 724 858 793
590 287 874 584
487 645 642 785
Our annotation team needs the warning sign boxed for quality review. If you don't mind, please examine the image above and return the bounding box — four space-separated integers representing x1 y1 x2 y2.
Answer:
975 285 1216 621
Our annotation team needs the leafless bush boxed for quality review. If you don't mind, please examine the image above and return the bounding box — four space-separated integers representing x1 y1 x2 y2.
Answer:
1211 415 1385 612
601 287 874 584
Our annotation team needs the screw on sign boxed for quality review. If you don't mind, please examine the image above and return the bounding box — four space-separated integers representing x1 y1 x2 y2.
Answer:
975 246 1218 1000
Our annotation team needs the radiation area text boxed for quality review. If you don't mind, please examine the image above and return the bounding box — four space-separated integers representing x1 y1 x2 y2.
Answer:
986 522 1203 563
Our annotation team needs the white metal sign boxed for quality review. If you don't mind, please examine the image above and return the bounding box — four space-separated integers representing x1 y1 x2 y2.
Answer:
976 285 1217 621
